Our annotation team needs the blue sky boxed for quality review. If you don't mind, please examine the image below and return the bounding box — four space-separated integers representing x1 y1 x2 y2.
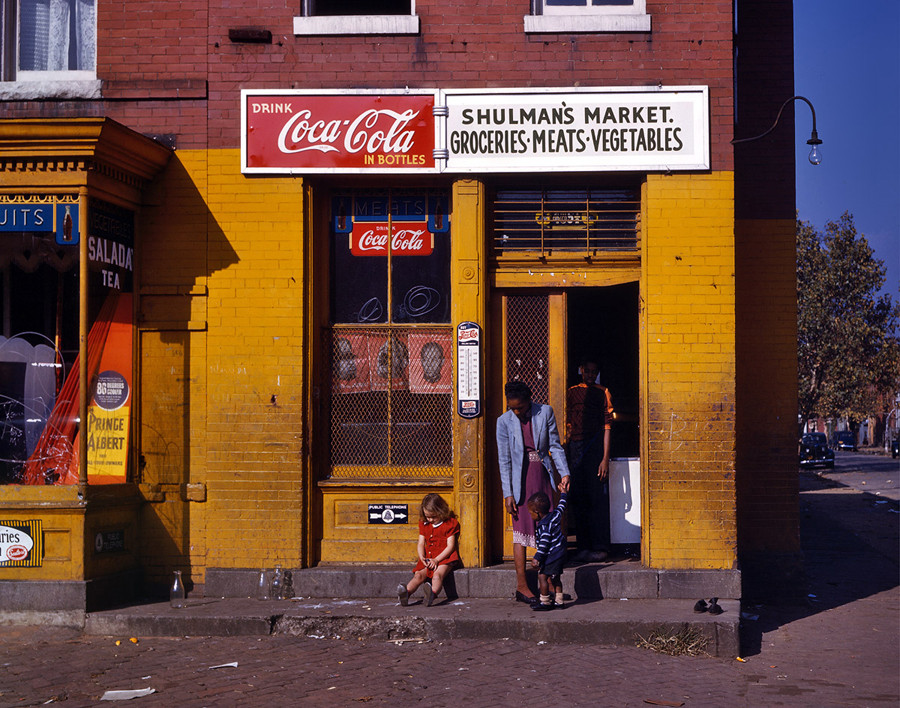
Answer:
793 0 900 299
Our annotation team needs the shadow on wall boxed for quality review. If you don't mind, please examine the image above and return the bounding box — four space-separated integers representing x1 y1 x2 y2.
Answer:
137 153 238 594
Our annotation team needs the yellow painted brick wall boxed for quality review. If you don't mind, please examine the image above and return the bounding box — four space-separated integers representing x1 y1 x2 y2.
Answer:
203 148 306 570
139 150 211 585
642 172 737 569
140 148 308 581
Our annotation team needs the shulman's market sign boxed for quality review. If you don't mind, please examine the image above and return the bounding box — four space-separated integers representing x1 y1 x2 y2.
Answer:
241 86 709 174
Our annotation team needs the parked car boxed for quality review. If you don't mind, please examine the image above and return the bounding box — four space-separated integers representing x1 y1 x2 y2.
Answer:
799 433 835 469
833 431 858 451
892 439 899 459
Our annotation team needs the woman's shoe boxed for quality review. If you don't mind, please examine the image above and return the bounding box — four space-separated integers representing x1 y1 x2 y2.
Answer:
397 584 409 607
423 583 435 607
515 590 538 605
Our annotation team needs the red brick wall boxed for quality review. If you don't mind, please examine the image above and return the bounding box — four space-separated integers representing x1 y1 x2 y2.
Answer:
6 2 738 161
733 0 801 595
2 1 730 163
734 0 796 219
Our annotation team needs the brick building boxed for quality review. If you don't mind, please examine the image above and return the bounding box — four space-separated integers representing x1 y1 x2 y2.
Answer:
1 0 799 617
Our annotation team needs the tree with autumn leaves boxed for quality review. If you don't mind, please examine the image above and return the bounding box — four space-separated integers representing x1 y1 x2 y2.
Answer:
797 212 900 442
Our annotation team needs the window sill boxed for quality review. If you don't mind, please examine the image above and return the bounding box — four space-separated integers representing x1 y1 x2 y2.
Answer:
0 79 101 101
524 14 651 33
293 15 419 36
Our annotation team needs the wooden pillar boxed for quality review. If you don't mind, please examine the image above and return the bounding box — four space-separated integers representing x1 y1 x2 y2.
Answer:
451 179 488 566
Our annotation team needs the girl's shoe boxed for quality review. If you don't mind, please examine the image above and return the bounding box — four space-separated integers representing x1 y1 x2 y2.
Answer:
423 583 434 607
397 584 409 607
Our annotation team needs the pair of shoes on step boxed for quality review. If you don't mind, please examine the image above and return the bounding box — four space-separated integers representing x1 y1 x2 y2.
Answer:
573 549 609 563
397 582 435 607
693 597 724 615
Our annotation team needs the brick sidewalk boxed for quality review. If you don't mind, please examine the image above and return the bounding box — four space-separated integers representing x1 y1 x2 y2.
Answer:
0 470 896 707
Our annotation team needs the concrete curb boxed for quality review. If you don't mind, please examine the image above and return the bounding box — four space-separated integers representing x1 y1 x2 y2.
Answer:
84 597 740 657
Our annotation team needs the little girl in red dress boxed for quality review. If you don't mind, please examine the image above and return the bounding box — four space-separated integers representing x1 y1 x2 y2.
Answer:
397 493 461 607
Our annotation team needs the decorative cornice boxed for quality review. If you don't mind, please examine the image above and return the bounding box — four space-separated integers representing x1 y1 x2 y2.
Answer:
0 118 172 187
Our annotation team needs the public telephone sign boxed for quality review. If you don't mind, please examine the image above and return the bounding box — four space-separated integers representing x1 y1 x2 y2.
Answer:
242 90 439 173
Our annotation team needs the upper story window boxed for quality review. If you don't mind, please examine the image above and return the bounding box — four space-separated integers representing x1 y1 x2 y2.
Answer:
1 0 99 98
525 0 651 33
294 0 419 36
2 0 96 79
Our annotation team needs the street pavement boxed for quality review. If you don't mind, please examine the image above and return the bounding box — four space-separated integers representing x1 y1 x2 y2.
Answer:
0 465 897 707
823 448 899 501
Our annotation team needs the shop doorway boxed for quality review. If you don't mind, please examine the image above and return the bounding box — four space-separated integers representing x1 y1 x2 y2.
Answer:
493 282 639 561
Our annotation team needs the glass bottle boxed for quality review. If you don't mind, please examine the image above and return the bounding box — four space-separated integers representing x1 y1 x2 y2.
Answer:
270 564 283 600
256 569 269 600
170 570 185 608
282 570 293 600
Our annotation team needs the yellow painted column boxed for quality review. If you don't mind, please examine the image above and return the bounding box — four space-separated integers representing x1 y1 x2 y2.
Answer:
641 172 738 569
451 179 488 566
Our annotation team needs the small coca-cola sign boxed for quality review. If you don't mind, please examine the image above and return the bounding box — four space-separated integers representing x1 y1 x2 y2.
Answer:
350 222 433 256
243 91 438 173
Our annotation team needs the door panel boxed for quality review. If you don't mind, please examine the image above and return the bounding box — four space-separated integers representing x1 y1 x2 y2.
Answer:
498 291 566 559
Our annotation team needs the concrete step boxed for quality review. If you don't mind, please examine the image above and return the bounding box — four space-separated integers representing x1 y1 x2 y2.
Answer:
84 596 740 658
205 562 741 602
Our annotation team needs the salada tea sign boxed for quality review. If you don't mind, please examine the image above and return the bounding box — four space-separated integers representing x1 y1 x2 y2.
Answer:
242 90 439 173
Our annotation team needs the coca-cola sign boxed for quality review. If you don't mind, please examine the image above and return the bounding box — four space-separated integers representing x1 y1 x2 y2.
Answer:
242 91 438 173
350 222 433 256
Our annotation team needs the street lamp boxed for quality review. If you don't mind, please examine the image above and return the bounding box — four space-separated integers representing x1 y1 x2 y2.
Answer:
732 95 823 166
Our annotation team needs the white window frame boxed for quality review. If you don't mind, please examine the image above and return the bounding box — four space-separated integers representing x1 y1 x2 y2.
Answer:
294 0 419 36
525 0 651 34
1 0 99 97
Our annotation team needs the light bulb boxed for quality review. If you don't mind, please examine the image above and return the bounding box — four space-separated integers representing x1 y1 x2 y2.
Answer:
808 143 822 165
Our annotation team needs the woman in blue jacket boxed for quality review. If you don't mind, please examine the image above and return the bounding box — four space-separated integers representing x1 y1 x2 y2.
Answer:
496 381 570 605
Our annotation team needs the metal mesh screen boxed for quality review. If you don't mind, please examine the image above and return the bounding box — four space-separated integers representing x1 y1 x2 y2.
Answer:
492 188 640 255
329 327 453 477
505 295 549 403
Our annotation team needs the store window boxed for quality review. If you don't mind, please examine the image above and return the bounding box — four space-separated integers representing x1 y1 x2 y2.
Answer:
328 189 452 477
0 0 96 81
294 0 418 35
0 197 134 486
525 0 650 33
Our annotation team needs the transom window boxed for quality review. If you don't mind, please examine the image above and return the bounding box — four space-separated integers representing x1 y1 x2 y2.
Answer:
492 187 641 256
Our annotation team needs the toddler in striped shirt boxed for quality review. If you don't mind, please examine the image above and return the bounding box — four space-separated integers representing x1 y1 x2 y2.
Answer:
528 490 568 611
